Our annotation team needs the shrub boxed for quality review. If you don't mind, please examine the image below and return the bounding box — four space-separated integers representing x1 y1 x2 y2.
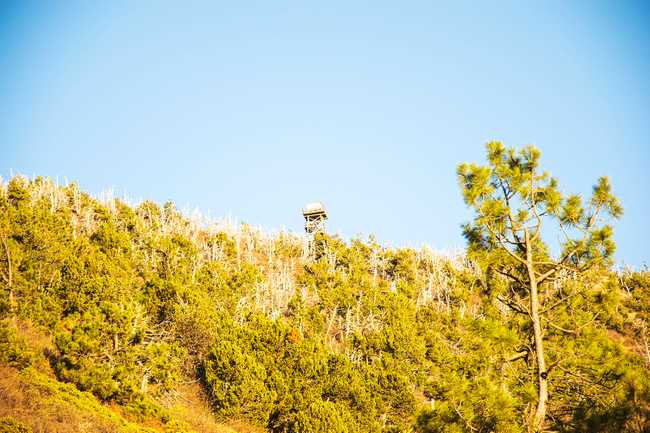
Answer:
0 322 36 369
0 416 32 433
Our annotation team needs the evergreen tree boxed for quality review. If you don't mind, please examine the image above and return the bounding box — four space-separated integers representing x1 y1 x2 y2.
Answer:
457 142 623 432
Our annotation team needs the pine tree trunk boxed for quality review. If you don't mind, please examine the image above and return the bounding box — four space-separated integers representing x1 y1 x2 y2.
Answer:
525 229 547 432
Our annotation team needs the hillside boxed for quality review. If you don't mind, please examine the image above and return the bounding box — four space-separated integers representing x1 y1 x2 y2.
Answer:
0 175 648 433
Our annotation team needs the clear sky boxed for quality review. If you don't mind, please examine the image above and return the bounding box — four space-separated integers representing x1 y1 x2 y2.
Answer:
1 1 648 267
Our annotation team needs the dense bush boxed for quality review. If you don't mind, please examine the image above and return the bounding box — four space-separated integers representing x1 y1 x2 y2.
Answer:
0 175 648 432
0 416 32 433
0 322 36 369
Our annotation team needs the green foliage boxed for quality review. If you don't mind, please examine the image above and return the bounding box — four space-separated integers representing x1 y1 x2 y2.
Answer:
11 366 166 433
0 416 32 433
0 321 36 369
203 328 275 421
54 302 184 407
458 141 622 268
0 174 647 433
456 143 643 432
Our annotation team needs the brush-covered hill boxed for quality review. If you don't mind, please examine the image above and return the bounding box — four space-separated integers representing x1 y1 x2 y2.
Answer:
0 176 648 433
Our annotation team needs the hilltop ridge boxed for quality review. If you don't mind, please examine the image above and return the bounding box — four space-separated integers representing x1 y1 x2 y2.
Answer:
0 175 648 433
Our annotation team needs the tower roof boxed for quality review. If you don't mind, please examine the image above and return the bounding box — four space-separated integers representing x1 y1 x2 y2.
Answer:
302 202 327 218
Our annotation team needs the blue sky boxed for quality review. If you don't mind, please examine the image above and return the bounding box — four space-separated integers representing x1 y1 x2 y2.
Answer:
1 1 648 266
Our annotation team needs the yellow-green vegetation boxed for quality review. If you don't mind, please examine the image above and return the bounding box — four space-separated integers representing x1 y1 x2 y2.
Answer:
0 321 241 433
458 142 625 432
0 144 648 432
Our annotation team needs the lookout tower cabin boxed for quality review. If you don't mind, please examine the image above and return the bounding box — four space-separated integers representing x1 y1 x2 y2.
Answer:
302 202 328 237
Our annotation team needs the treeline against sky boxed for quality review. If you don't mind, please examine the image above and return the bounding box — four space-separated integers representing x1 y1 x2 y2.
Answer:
1 176 648 433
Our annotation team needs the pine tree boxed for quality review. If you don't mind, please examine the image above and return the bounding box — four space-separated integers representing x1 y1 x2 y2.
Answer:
457 142 622 432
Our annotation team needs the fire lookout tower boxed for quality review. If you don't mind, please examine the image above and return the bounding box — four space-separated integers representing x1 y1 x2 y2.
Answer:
302 202 328 238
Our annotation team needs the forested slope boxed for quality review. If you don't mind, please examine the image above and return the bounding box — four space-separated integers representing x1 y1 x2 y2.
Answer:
0 175 648 433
